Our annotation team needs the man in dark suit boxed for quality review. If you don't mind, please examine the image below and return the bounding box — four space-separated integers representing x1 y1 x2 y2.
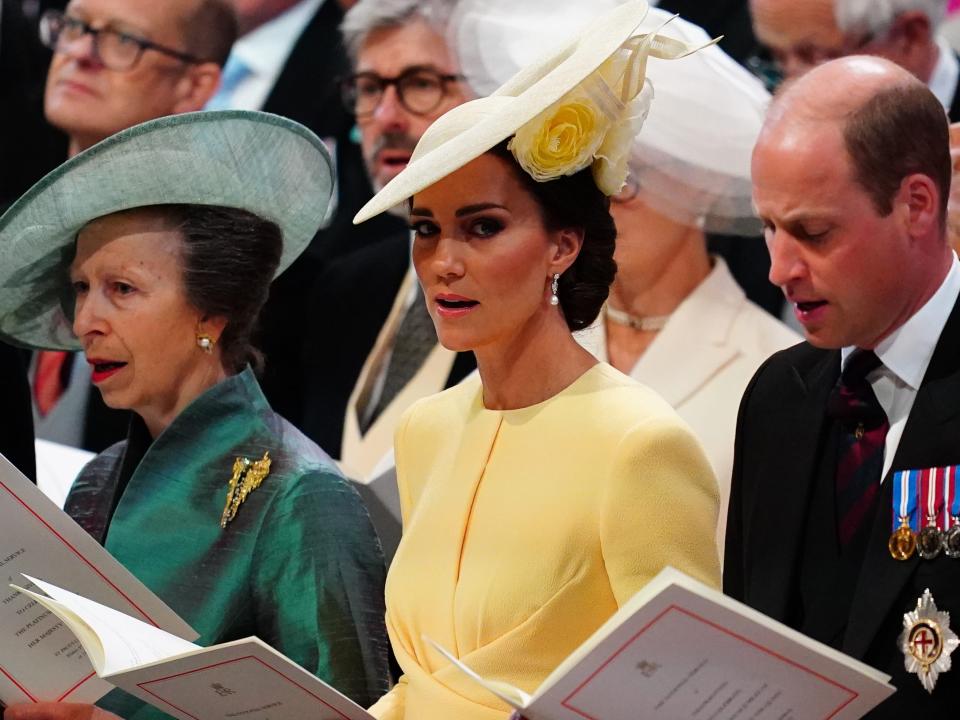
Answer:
725 56 960 714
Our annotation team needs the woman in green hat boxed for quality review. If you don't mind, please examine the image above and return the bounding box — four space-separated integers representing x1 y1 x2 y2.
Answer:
0 111 390 720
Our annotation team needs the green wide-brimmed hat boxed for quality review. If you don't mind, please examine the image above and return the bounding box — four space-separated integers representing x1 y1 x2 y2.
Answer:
0 110 333 350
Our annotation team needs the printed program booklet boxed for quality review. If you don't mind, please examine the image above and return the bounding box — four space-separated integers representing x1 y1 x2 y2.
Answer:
13 576 375 720
0 453 195 706
13 563 898 720
428 567 896 720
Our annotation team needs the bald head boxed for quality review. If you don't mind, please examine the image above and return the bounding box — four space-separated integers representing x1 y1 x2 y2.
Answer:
765 55 920 127
760 56 949 221
758 55 950 224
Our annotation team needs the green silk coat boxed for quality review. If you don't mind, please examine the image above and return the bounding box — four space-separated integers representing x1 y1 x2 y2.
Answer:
64 369 391 719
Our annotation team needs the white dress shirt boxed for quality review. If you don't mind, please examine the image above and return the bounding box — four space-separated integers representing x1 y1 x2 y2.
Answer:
219 0 323 111
843 254 960 480
929 36 959 112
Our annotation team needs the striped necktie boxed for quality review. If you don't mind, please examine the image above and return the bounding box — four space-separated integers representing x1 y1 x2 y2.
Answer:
827 349 889 548
361 289 436 433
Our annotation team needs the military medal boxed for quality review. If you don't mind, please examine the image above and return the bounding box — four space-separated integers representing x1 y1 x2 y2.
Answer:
945 466 960 558
899 589 959 692
945 524 960 558
890 517 917 561
889 470 918 561
917 468 944 560
220 452 272 528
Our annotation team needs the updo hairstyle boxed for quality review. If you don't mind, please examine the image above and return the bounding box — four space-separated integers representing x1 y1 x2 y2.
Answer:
488 140 617 330
161 204 283 374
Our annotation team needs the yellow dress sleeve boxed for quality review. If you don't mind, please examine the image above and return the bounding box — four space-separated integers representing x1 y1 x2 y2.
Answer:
599 415 722 605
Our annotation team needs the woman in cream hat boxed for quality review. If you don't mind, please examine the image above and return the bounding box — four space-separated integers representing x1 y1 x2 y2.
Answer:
449 0 800 563
0 112 390 720
353 3 720 717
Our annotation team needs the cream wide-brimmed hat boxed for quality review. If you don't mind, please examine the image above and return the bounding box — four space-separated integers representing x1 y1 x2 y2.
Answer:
0 110 334 351
353 0 711 224
451 0 771 236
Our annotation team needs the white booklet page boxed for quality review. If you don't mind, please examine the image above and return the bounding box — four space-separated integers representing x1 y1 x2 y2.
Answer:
15 577 375 720
0 453 196 705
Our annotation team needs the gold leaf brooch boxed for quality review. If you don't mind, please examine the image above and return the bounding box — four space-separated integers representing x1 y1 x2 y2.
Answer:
220 452 272 529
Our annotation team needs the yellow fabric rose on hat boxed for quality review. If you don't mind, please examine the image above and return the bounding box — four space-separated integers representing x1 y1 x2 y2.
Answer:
509 95 611 182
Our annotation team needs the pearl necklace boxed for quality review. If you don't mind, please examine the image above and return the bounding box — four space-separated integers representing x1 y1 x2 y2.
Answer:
605 304 671 332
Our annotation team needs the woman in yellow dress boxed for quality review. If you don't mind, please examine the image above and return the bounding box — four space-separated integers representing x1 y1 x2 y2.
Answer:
351 3 721 718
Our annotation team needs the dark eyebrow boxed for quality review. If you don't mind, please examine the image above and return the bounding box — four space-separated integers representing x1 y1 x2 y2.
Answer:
455 203 507 217
409 203 508 219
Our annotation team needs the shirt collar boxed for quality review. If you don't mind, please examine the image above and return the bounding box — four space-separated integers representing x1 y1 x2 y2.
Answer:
928 36 958 111
230 0 323 76
842 253 960 388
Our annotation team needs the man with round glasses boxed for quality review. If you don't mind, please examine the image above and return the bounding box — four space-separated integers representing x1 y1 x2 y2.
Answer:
42 0 235 157
340 1 467 194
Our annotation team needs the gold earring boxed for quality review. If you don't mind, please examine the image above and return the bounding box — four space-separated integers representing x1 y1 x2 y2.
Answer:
196 333 215 353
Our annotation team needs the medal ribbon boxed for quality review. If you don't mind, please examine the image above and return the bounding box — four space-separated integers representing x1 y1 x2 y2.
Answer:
892 469 920 532
919 467 944 528
951 465 960 526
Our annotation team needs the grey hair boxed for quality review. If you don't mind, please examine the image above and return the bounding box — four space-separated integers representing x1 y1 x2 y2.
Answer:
835 0 947 37
340 0 456 63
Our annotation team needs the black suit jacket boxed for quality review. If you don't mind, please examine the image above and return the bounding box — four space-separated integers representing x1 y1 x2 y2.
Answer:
725 298 960 716
298 232 475 461
253 0 402 422
656 0 757 63
949 62 960 123
0 341 35 481
0 0 67 209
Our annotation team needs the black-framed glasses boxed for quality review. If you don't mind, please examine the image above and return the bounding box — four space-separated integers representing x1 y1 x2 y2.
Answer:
340 67 465 119
39 9 203 72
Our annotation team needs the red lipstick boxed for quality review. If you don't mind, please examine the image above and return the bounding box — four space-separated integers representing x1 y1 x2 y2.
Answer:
88 358 126 384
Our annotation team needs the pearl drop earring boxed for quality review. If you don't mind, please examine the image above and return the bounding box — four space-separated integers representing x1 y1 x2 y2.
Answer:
550 273 560 306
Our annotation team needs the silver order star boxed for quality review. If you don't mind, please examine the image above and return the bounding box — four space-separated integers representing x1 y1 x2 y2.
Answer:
898 589 959 693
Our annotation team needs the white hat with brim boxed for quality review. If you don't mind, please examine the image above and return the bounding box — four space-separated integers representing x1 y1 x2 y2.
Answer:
353 0 706 225
0 110 333 351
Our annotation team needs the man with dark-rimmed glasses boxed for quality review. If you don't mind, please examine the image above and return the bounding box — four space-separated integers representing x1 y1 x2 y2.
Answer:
340 1 467 194
41 0 236 157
